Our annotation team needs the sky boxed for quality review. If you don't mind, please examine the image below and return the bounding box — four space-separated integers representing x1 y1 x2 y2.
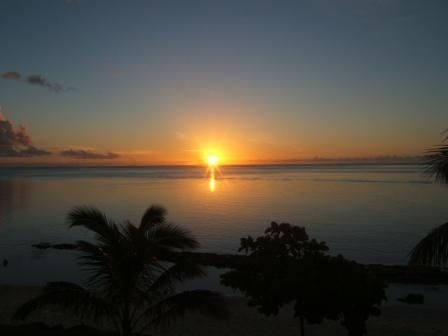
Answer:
1 0 447 166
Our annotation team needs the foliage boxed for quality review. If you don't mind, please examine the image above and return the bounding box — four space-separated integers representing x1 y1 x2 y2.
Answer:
221 222 386 336
425 134 448 184
409 133 448 267
14 205 227 336
409 222 448 266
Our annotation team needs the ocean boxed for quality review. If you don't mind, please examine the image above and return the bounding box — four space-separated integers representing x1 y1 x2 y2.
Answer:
0 164 446 285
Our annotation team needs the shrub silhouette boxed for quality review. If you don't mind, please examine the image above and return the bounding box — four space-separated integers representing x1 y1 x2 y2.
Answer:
221 222 386 336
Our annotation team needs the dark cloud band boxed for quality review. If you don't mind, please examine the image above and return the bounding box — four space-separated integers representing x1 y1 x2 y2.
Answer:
60 149 119 160
0 113 118 160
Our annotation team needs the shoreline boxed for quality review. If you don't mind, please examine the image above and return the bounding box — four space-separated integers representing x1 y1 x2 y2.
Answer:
1 285 448 336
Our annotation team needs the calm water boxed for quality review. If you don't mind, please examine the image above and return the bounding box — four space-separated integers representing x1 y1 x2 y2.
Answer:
0 164 447 285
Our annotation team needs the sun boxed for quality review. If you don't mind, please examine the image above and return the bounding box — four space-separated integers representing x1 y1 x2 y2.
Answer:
207 154 218 167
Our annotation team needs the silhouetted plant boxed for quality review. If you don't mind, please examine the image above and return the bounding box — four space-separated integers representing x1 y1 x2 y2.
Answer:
14 205 227 336
410 134 448 266
221 222 386 336
307 255 385 336
425 132 448 184
409 221 448 266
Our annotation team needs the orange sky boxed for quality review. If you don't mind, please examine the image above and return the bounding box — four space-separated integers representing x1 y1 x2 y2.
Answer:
1 1 447 166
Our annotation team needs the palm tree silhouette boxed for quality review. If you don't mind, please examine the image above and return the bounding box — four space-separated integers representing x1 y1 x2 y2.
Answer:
410 134 448 266
14 205 227 335
425 131 448 183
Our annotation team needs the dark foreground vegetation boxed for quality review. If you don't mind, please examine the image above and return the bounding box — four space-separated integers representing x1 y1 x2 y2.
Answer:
15 207 385 336
15 206 227 336
222 222 386 336
19 211 389 336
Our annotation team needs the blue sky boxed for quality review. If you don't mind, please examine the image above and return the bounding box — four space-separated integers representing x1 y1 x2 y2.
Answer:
1 0 447 164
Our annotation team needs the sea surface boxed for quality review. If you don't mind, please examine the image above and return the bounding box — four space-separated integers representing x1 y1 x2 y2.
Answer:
0 164 447 286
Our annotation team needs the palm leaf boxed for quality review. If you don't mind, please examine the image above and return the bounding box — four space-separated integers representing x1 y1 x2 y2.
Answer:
67 206 122 246
147 223 199 251
409 222 448 266
150 260 206 293
425 142 448 184
75 240 114 290
140 205 167 232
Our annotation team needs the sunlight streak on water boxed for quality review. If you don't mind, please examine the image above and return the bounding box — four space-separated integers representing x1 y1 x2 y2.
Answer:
208 167 216 192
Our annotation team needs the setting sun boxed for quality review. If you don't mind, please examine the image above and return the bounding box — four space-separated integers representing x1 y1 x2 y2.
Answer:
207 155 218 167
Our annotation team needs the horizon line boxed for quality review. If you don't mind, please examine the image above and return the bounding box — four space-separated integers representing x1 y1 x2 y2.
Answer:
0 157 424 169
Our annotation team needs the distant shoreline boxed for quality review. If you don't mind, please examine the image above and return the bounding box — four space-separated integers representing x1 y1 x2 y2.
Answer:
0 160 424 170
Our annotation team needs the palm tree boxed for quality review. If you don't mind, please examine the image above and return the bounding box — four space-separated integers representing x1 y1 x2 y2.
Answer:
425 132 448 183
410 134 448 266
14 205 227 335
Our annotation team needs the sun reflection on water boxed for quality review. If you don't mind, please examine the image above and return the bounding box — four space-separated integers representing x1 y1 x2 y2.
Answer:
205 154 219 192
209 169 216 192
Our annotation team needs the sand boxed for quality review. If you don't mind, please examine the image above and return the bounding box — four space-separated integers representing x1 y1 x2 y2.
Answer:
1 285 448 336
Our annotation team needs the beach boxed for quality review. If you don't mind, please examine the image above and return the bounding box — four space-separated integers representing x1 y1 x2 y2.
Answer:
1 286 448 336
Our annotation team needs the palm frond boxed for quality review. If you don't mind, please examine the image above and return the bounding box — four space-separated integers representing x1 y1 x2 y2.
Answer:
409 222 448 266
76 240 114 290
150 260 205 293
13 282 116 323
147 223 199 251
124 221 149 253
425 143 448 184
124 221 139 239
67 206 122 245
140 205 167 232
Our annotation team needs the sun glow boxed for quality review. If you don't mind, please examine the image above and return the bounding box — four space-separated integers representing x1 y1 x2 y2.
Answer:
207 154 218 167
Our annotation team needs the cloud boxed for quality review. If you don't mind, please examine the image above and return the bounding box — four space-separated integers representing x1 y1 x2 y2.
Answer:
60 149 120 160
26 74 64 92
0 111 118 161
2 72 21 80
1 71 69 92
0 112 51 157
